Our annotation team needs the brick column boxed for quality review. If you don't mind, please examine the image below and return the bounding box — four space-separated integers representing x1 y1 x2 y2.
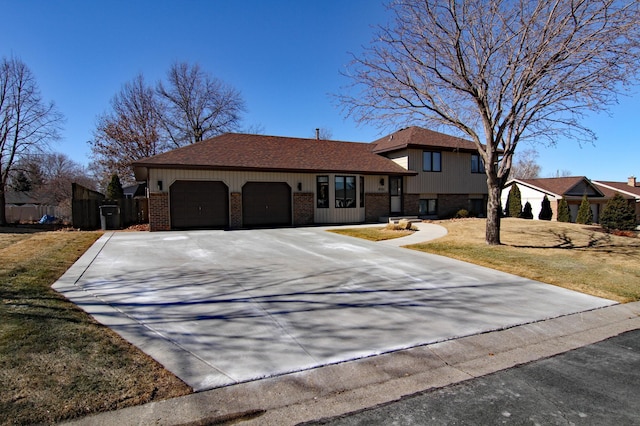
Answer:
149 192 170 231
293 192 314 226
230 192 242 229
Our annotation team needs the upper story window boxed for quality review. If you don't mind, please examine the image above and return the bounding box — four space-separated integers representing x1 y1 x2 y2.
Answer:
423 151 441 172
335 176 356 208
471 154 485 173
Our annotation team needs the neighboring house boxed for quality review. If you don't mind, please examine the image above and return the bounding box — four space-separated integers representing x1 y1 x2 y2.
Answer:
4 191 62 223
123 183 147 199
501 176 636 223
133 127 489 231
592 177 640 223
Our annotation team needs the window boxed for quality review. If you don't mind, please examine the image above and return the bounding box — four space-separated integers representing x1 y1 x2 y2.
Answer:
471 154 485 173
419 199 437 215
423 151 441 172
317 176 329 208
469 198 486 217
335 176 356 208
359 176 365 207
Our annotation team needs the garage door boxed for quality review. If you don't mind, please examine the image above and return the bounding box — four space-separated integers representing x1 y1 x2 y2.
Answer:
170 180 229 229
242 182 291 227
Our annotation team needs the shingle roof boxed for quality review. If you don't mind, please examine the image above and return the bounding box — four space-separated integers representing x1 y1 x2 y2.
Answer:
133 133 415 176
512 177 589 197
592 180 640 199
371 126 480 154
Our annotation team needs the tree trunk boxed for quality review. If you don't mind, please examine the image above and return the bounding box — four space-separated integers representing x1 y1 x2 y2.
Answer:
485 179 502 245
0 187 7 226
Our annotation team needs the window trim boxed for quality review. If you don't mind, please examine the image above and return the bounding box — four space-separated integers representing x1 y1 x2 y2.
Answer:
419 198 438 216
316 175 329 208
471 154 485 174
423 151 442 172
335 175 356 209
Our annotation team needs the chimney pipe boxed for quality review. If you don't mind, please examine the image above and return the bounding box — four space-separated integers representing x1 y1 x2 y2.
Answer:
315 128 320 140
628 176 637 187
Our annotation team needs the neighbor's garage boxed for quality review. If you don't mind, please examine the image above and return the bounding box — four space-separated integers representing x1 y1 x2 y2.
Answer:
169 180 229 229
242 182 291 227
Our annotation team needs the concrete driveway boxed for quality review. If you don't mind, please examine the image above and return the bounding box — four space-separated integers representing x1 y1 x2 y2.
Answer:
53 226 615 391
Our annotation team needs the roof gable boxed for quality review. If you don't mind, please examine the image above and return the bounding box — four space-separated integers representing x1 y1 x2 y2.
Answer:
371 126 479 154
133 133 415 177
506 177 605 198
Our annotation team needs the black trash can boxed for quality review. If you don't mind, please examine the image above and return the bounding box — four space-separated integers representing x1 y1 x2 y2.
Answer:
99 205 121 230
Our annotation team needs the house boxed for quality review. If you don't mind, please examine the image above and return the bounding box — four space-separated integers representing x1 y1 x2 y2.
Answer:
592 177 640 223
133 127 489 231
501 176 637 223
371 127 488 218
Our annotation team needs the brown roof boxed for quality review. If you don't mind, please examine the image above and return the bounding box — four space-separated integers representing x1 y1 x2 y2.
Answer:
514 176 612 197
592 180 640 199
133 133 415 176
371 126 480 154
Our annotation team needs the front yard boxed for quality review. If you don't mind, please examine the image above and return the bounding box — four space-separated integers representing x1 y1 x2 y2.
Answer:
407 219 639 303
1 219 638 424
0 229 191 425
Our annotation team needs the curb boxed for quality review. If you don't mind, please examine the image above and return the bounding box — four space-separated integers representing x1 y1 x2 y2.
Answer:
61 301 640 426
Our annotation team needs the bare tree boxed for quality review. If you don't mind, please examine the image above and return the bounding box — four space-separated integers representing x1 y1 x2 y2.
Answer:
14 153 94 220
510 149 541 180
0 57 63 225
90 74 163 186
157 62 245 147
342 0 640 244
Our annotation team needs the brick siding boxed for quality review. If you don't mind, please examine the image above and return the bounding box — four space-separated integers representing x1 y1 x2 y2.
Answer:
293 192 314 225
149 192 170 231
365 192 390 222
230 192 242 228
438 194 470 218
404 194 420 216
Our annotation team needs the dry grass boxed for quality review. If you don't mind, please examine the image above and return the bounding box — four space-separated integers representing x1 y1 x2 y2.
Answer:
406 218 640 303
0 230 192 425
329 226 415 241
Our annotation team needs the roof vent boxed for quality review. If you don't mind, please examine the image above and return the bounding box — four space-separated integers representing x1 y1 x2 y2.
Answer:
315 128 320 140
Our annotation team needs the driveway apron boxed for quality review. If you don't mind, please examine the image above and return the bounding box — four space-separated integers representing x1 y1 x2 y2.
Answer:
53 227 616 391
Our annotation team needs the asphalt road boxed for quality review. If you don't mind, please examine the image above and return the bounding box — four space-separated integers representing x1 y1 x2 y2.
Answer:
312 330 640 425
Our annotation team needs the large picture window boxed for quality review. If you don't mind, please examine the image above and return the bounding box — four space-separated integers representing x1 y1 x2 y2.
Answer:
317 176 329 208
335 176 356 208
471 154 485 173
423 151 441 172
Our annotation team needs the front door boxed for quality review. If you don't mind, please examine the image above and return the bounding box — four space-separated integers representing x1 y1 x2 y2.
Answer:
390 176 402 215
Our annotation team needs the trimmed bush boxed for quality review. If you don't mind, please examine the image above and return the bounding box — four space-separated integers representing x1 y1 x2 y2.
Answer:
576 195 593 224
507 184 522 218
521 202 534 219
557 197 571 223
539 195 553 221
600 193 637 231
455 209 470 218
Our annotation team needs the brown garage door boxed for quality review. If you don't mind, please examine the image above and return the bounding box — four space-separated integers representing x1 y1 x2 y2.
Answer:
242 182 291 227
170 180 229 229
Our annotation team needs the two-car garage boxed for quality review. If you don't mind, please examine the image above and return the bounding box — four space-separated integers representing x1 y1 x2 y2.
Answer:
169 180 291 229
